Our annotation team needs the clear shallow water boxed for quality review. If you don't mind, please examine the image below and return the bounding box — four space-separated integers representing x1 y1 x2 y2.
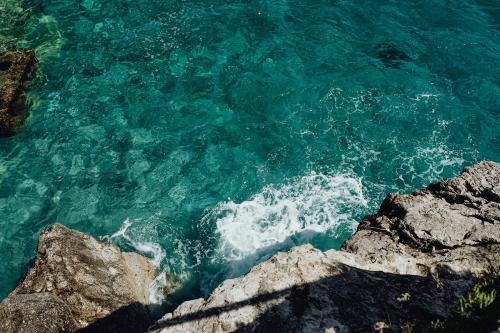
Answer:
0 0 499 302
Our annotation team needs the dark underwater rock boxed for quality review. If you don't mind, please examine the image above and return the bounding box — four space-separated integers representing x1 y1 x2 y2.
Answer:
0 48 37 136
375 42 411 68
150 161 500 333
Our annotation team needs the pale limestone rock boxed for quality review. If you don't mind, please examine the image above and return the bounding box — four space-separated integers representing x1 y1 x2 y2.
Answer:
1 224 156 332
343 161 500 278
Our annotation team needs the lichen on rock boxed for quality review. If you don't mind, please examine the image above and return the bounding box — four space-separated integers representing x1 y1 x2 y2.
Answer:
0 293 76 333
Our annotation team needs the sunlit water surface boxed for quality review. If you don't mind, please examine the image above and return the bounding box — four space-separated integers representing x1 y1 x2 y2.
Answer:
0 0 499 304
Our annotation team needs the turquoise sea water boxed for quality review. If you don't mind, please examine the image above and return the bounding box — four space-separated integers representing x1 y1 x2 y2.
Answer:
0 0 499 302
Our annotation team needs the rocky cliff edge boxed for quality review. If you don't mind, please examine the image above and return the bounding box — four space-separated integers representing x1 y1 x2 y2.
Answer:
150 161 500 333
0 162 498 333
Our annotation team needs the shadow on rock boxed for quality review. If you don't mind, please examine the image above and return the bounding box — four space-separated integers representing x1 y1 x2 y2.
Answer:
76 302 152 333
150 260 485 333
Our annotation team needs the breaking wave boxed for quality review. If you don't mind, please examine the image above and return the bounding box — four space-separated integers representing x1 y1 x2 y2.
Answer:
108 218 170 305
204 172 367 262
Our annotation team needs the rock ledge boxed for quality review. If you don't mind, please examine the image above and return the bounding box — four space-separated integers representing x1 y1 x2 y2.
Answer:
1 162 498 333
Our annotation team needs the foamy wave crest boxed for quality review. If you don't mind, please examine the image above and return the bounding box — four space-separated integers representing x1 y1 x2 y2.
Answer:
204 172 367 262
109 218 166 267
108 218 169 304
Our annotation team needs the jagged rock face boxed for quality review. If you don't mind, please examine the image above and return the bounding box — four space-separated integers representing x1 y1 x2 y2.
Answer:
150 161 500 333
343 161 500 277
0 224 156 332
0 48 37 136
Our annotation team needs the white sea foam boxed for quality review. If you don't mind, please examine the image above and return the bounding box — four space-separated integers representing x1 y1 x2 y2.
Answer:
108 218 169 304
398 142 466 183
204 172 367 262
109 218 166 267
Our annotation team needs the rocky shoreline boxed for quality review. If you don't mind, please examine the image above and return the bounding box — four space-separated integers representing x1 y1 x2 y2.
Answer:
150 161 500 333
1 161 499 332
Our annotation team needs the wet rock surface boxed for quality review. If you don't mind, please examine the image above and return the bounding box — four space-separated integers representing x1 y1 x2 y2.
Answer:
0 48 37 136
0 224 156 332
150 161 500 333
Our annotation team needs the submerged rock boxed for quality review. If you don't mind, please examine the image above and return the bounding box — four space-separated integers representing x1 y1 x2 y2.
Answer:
0 48 37 136
0 224 156 332
375 42 411 68
150 161 500 333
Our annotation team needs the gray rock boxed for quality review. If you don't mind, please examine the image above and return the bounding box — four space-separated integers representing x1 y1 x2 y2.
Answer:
150 245 468 333
1 224 156 332
343 161 500 277
0 293 76 333
150 161 500 333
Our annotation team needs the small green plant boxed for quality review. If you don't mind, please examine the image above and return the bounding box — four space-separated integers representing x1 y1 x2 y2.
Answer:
458 278 497 314
430 262 500 332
